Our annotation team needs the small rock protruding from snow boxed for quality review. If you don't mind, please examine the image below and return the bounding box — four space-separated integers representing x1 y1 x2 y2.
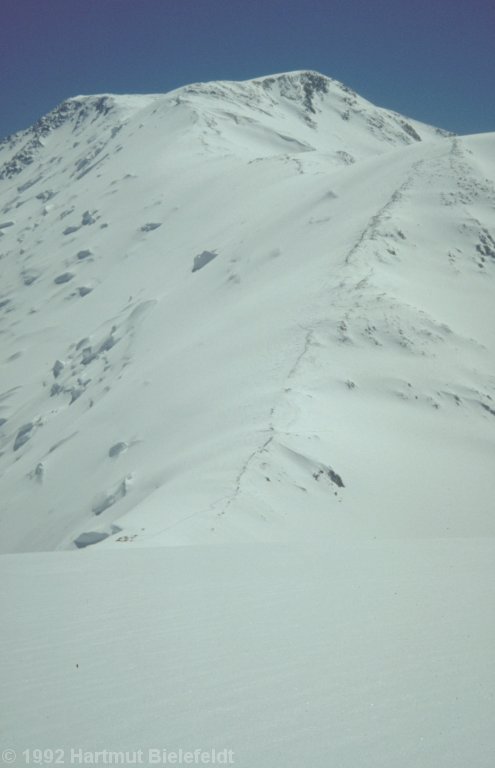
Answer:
313 466 345 488
92 477 130 515
140 222 162 232
34 462 44 482
52 359 64 378
192 250 218 272
81 347 97 366
81 210 97 226
36 189 56 202
328 468 345 488
54 272 75 284
108 442 128 458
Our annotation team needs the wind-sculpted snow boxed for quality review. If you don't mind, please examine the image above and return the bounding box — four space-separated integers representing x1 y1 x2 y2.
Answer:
0 71 493 553
1 541 494 765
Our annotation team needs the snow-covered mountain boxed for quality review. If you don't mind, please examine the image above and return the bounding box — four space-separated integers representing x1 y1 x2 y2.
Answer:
1 71 494 768
0 70 494 553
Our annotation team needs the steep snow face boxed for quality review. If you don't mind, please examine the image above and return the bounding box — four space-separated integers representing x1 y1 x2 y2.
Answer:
0 72 494 553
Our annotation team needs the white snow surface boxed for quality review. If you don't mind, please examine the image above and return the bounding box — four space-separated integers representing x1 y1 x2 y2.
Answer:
0 70 493 552
0 71 494 763
1 541 494 766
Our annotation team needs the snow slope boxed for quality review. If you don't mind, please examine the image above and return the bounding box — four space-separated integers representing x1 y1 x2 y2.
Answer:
1 71 494 552
1 70 494 767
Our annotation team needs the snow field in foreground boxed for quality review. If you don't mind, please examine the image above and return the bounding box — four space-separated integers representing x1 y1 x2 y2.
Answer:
1 539 494 767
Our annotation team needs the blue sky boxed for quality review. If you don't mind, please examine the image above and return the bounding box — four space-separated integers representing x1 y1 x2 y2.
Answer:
1 0 494 139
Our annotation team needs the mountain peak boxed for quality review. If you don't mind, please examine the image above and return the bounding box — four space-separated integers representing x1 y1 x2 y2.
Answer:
0 66 493 553
252 70 335 114
177 69 347 116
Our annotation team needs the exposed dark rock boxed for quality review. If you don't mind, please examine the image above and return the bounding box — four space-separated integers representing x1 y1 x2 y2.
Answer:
192 250 217 272
52 360 64 378
54 272 74 284
328 469 345 488
108 442 128 458
400 121 422 142
140 222 162 232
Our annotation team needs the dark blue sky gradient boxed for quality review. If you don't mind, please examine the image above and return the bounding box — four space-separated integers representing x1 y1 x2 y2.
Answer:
1 0 494 139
